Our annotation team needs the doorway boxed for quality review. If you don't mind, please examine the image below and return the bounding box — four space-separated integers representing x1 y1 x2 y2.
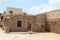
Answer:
45 27 50 32
17 21 21 27
27 23 31 31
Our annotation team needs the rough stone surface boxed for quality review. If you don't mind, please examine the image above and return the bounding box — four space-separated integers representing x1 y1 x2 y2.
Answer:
0 7 60 34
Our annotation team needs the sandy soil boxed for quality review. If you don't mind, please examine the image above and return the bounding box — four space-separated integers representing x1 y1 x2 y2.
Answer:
0 30 60 40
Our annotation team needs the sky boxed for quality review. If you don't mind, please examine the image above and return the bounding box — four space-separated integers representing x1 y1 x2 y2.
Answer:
0 0 60 15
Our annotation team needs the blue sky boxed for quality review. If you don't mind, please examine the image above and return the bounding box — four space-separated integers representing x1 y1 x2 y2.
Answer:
0 0 60 15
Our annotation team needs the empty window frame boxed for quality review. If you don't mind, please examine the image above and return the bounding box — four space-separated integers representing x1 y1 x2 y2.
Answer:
17 21 21 27
9 11 13 13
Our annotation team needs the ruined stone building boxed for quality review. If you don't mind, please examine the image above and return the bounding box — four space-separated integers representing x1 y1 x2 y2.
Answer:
0 7 60 33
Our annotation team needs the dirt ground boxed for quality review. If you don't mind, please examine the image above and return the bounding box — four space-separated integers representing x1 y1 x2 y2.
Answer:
0 29 60 40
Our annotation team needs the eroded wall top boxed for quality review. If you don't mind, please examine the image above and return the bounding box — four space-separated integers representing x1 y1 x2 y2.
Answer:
5 7 23 15
46 9 60 20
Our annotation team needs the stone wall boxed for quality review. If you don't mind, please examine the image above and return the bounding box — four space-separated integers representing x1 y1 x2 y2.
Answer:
5 13 34 32
1 7 60 34
8 14 27 32
31 13 47 32
4 13 47 32
5 7 23 15
46 9 60 33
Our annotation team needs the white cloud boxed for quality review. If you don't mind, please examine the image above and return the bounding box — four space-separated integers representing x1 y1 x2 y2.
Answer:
48 0 55 8
54 0 60 4
29 4 54 15
28 0 60 15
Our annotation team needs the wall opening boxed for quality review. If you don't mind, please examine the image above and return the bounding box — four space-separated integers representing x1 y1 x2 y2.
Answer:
17 21 21 27
45 27 50 32
41 25 44 27
27 23 31 31
1 16 3 21
0 25 2 28
0 25 4 30
9 11 13 14
41 25 45 32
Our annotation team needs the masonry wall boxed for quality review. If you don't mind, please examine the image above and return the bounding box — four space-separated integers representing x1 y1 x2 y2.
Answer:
5 13 34 32
0 13 5 30
1 7 60 33
31 13 47 32
4 13 47 32
46 9 60 33
5 7 23 15
8 14 27 32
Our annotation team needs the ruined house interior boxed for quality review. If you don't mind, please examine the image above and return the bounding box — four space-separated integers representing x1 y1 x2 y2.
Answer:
0 7 60 33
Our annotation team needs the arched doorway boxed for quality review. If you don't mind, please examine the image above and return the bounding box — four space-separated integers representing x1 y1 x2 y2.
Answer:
27 23 31 31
